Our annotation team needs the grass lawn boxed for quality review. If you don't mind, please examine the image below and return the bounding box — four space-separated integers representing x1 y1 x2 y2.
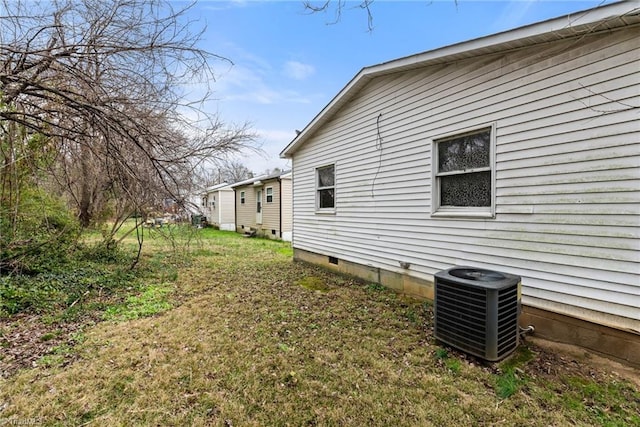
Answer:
1 227 639 426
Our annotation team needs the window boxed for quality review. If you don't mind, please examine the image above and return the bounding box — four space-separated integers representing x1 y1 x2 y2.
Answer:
433 126 494 217
211 196 216 208
202 196 207 207
316 164 335 210
240 191 245 204
266 187 274 203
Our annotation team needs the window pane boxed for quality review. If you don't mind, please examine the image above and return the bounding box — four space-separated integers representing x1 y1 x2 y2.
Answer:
318 165 335 187
318 189 335 208
438 130 490 173
441 171 491 207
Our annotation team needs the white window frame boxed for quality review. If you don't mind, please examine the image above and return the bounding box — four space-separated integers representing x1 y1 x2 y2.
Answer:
431 124 496 218
316 163 336 213
211 195 216 208
266 187 274 203
240 191 245 204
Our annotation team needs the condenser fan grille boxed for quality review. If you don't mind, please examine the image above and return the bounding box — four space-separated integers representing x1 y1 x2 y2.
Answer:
497 286 519 356
435 280 488 356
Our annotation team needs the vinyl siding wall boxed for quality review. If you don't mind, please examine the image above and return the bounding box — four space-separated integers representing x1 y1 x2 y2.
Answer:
291 28 639 332
203 187 235 229
219 189 235 230
207 191 221 226
281 177 293 241
262 181 280 237
235 186 257 231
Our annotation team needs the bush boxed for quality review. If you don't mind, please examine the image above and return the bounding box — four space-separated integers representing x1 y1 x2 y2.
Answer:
0 188 80 274
76 239 129 264
0 263 140 317
0 274 63 315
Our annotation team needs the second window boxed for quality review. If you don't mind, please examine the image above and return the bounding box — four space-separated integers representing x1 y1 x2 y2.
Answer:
316 164 335 210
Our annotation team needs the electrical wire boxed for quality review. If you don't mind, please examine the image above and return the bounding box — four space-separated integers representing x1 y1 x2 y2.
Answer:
371 112 383 198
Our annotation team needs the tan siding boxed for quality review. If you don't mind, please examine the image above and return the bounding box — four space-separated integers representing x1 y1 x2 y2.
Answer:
218 189 235 230
281 177 293 237
235 185 256 231
262 182 279 236
291 28 640 331
218 190 234 224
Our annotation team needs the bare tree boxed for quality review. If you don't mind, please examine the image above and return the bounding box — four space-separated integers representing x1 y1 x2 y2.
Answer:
0 0 255 238
217 159 254 184
261 167 284 177
304 0 375 31
198 159 254 187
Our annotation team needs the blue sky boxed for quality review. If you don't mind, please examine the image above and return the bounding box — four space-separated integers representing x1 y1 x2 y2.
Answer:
185 0 617 174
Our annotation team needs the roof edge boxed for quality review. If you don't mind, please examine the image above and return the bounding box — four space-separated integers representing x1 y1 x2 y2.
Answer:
280 0 639 158
229 169 292 188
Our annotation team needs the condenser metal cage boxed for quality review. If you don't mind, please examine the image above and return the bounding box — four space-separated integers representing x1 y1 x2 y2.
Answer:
434 266 521 362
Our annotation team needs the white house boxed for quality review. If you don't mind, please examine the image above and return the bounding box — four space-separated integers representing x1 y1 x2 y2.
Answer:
201 182 236 231
281 2 640 365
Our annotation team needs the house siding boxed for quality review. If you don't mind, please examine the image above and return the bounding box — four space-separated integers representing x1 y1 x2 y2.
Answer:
235 185 257 232
210 194 221 226
281 176 293 241
262 181 280 238
231 173 292 240
202 186 235 231
218 189 235 231
291 27 639 333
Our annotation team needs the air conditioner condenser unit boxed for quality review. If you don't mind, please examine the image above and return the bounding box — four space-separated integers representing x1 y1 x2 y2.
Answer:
434 266 522 362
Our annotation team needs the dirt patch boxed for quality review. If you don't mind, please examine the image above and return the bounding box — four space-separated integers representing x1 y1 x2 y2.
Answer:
524 336 640 388
0 314 90 378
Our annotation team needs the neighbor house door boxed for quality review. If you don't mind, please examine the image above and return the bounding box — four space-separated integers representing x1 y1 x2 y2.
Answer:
256 188 262 224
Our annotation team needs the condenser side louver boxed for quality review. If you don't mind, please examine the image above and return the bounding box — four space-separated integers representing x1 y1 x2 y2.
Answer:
434 267 521 362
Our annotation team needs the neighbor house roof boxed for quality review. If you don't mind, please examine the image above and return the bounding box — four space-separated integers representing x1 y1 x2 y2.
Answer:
230 170 292 189
229 175 267 189
202 182 231 195
280 0 640 157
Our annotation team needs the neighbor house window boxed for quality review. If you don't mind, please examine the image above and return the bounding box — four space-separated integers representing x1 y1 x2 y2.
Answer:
433 126 495 217
240 191 245 204
316 164 335 210
266 187 273 203
211 196 216 208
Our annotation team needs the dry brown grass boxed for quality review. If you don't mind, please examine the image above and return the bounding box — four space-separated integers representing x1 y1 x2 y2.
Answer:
1 228 638 426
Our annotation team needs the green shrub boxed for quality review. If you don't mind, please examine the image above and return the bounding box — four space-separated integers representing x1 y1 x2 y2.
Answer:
0 261 139 317
76 240 129 264
0 274 64 315
0 187 80 274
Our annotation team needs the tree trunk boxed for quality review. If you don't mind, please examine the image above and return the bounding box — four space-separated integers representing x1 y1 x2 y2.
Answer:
77 144 93 228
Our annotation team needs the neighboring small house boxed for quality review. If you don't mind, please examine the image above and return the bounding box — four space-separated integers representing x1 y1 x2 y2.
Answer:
281 2 640 365
232 171 293 241
201 182 235 231
184 191 204 220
